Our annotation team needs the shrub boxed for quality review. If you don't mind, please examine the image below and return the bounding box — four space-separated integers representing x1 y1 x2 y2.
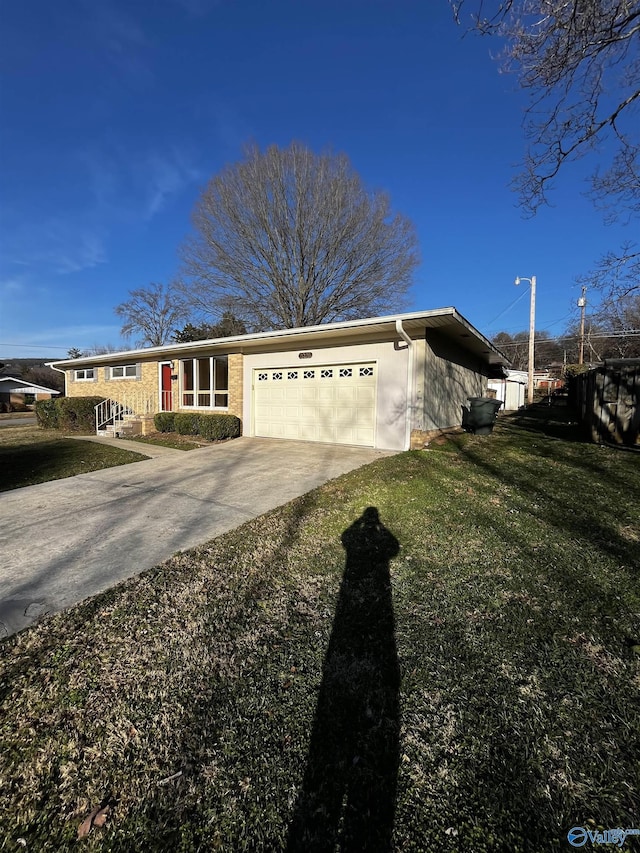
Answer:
35 399 59 429
56 397 105 432
154 412 176 433
197 413 241 441
35 397 105 432
174 413 200 435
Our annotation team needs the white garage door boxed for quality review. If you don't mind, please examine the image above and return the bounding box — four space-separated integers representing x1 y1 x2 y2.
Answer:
253 363 376 446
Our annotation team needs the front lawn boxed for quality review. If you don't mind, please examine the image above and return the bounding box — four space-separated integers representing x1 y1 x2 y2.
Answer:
129 431 205 450
1 415 638 851
0 426 148 491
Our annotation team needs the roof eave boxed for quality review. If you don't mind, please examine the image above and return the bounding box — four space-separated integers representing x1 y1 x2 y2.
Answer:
47 307 508 368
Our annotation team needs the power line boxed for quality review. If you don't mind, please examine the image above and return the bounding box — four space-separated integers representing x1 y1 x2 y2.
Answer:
495 330 640 347
483 288 530 331
0 342 71 350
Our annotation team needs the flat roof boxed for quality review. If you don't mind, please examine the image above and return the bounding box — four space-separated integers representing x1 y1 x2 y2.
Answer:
48 308 509 368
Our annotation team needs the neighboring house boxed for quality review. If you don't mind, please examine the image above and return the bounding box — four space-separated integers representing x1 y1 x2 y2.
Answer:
48 308 509 451
488 370 528 411
0 376 61 410
533 369 564 395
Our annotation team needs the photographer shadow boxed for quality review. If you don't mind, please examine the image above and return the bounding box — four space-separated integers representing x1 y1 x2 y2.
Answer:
287 507 401 852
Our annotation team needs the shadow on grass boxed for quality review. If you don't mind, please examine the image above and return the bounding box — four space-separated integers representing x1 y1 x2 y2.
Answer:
0 439 144 491
287 507 400 853
500 397 585 443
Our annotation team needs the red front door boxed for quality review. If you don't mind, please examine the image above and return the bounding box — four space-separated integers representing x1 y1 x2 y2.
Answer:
161 364 173 411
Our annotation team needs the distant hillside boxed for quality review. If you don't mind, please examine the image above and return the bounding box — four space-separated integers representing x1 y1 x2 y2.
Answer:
0 359 65 393
0 358 61 376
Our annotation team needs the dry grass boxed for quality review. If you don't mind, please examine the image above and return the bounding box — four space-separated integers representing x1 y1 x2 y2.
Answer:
0 425 147 491
1 413 639 851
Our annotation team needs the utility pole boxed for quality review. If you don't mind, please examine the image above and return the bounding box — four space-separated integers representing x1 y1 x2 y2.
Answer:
577 286 587 365
515 275 537 405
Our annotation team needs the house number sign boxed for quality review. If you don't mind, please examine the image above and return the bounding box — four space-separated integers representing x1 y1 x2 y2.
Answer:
298 352 312 359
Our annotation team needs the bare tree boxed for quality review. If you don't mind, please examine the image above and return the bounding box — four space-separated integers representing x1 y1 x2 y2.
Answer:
85 344 125 355
492 331 530 370
592 292 640 357
23 365 65 393
115 282 190 347
452 0 640 216
179 142 419 330
492 329 563 369
580 244 640 304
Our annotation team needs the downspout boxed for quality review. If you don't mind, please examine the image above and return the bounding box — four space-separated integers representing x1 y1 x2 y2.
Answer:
49 363 67 395
395 319 414 451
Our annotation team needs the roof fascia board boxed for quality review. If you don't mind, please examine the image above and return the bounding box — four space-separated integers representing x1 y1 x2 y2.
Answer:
0 377 61 394
47 307 507 367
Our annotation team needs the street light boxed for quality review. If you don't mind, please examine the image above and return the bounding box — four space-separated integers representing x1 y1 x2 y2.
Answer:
515 275 536 405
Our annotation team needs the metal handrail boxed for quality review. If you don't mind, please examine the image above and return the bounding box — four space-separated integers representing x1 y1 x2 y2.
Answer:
94 393 158 433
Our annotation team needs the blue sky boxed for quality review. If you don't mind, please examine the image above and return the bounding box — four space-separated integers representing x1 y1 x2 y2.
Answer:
0 0 632 358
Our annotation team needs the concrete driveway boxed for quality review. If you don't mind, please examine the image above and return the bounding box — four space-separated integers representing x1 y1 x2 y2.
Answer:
0 437 393 637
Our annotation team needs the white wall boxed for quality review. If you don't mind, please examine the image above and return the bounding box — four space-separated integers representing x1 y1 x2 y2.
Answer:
418 331 487 431
243 340 410 450
488 371 527 410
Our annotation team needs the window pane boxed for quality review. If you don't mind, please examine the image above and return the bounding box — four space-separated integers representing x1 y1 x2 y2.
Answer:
197 393 210 407
183 360 194 391
214 357 228 391
183 393 194 406
214 393 228 407
198 358 211 390
125 365 137 377
112 366 123 378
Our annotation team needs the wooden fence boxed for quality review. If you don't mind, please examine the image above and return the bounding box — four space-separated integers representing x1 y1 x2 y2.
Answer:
569 360 640 447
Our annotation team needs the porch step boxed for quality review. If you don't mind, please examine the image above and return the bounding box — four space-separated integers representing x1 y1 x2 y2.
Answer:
96 418 142 438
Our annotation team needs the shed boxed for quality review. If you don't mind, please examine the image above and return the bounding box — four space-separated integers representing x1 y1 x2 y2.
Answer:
488 370 527 411
569 359 640 447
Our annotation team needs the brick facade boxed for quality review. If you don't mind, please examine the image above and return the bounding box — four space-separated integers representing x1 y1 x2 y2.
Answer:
410 426 464 449
227 353 243 420
66 352 244 428
67 360 159 405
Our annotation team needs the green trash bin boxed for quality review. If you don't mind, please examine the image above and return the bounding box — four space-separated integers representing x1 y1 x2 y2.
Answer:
467 396 503 435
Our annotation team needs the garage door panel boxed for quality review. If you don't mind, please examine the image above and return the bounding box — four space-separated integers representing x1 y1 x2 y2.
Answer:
356 386 376 401
336 387 358 402
318 387 336 401
299 422 318 441
253 363 376 447
264 389 285 402
318 422 337 443
335 406 357 424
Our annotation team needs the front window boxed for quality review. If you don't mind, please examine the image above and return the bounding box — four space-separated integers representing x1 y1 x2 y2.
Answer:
74 368 94 381
181 356 228 408
109 364 138 379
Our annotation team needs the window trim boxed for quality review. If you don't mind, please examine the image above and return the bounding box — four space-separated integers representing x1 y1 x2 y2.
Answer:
180 355 229 410
107 364 140 380
73 368 95 381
